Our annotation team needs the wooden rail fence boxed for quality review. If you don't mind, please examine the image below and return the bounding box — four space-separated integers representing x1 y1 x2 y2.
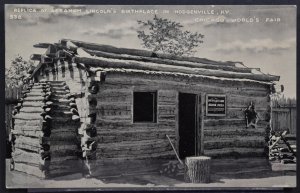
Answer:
272 98 296 135
5 84 22 137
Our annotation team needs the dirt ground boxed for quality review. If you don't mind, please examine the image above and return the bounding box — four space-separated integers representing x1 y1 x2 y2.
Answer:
5 159 296 189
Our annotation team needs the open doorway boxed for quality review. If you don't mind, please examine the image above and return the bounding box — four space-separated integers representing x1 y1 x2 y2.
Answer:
178 93 200 159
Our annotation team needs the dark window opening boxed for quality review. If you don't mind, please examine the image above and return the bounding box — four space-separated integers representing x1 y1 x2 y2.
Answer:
133 92 157 123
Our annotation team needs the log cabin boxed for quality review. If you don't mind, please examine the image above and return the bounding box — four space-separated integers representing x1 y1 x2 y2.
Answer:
10 39 280 178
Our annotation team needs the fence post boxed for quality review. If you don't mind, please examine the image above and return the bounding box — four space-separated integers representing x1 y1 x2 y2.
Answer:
5 84 23 138
289 99 292 133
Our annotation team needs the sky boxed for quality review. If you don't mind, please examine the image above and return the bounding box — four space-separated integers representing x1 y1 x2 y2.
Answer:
5 5 297 98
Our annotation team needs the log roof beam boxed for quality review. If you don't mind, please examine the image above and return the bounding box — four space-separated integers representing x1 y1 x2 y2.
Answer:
30 54 42 61
82 48 255 73
73 56 280 82
29 39 280 84
33 43 77 54
63 39 237 67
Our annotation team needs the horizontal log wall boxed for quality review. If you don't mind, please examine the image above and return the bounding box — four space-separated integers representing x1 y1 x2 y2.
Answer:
34 63 271 160
34 60 89 138
97 72 270 159
32 63 87 176
34 61 87 95
92 81 177 159
33 61 88 132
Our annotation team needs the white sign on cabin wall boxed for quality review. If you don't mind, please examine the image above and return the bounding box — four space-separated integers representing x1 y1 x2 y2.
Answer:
206 94 226 116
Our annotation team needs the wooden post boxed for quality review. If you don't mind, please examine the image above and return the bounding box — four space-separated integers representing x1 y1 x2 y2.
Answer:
200 94 205 155
196 95 200 156
166 135 183 165
289 99 292 132
184 156 211 183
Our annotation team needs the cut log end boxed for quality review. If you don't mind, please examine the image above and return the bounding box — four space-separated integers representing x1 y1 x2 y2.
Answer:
184 156 211 183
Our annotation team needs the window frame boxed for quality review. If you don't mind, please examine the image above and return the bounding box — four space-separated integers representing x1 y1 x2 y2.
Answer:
132 90 158 124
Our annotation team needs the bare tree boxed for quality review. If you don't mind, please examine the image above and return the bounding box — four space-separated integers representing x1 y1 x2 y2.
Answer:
137 15 204 56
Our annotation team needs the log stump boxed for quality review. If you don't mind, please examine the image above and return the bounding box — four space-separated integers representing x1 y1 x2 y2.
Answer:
184 156 211 183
